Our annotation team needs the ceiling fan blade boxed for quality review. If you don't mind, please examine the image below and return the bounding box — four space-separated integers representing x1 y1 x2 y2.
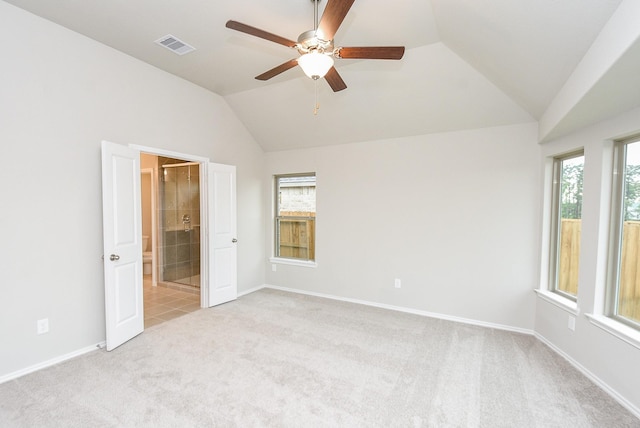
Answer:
226 20 297 48
325 67 347 92
337 46 405 60
255 59 299 81
317 0 356 41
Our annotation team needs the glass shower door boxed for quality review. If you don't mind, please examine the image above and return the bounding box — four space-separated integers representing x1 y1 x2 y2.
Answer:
159 162 200 288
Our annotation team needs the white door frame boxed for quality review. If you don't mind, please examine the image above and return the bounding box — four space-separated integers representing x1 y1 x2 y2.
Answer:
130 144 211 307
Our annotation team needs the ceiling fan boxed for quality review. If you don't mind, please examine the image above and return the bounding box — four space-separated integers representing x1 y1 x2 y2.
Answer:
226 0 405 92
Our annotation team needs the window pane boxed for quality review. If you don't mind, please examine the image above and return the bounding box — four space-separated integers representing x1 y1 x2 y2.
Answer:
555 155 584 297
275 174 316 261
617 142 640 324
276 217 314 260
277 175 316 215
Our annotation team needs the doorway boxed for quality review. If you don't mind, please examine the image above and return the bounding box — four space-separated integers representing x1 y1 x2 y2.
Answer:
102 140 238 350
140 153 202 327
140 154 202 290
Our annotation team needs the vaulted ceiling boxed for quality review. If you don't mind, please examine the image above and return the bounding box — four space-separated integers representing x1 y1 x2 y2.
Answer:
5 0 640 151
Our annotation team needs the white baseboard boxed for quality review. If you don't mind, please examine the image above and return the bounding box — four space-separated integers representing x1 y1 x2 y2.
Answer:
534 332 640 420
0 341 105 385
238 284 266 298
259 284 534 335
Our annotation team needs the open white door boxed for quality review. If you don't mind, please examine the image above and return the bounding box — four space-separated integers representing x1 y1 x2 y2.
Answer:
207 163 237 307
101 141 143 351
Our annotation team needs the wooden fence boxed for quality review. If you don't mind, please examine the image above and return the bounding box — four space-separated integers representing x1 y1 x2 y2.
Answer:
560 219 640 321
277 212 315 260
557 219 581 295
619 221 640 321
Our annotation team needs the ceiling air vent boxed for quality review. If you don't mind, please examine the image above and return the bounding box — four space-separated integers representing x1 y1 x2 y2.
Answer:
154 34 196 55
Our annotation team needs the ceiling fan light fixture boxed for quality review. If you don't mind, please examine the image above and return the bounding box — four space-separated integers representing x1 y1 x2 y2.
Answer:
298 51 334 80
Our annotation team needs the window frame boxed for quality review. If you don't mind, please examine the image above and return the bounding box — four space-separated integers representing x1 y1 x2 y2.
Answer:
272 172 317 266
548 150 584 302
606 136 640 330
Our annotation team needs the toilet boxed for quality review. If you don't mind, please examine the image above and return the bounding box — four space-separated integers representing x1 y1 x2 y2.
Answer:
142 235 152 275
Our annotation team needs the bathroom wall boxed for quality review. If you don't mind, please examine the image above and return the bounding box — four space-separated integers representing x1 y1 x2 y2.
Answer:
141 173 153 246
140 153 157 250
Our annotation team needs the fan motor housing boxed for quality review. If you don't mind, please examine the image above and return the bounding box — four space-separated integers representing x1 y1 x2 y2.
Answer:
297 30 334 54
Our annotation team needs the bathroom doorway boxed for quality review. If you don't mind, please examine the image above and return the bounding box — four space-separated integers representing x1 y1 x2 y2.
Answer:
102 140 237 347
141 154 201 291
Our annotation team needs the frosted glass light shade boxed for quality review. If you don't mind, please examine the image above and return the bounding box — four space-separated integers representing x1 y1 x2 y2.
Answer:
298 51 334 80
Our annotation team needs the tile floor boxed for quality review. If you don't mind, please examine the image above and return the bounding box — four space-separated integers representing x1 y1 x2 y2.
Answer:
144 276 201 328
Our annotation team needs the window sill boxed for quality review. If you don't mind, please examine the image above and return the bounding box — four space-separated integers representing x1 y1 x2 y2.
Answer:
269 257 317 268
586 314 640 350
534 289 580 315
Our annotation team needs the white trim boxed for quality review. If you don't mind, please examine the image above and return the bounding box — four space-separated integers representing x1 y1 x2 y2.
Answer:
0 342 105 385
538 156 555 291
269 257 317 268
200 162 210 308
258 284 533 335
535 331 640 420
130 144 209 163
585 313 640 350
534 289 580 315
238 284 266 298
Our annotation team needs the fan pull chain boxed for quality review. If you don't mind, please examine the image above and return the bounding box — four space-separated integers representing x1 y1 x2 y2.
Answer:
313 80 320 115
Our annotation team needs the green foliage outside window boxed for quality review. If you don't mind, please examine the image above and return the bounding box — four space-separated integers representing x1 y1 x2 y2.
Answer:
561 159 583 220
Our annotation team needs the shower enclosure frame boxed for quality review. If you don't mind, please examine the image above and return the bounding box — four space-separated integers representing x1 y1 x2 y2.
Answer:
158 161 201 289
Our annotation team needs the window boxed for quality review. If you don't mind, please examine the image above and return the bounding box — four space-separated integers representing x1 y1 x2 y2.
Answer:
549 152 584 300
274 173 316 262
608 137 640 328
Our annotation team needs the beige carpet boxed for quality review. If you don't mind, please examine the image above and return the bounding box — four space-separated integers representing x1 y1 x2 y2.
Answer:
1 288 638 427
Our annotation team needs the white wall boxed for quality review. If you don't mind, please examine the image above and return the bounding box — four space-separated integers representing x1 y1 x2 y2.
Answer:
265 123 541 330
0 2 265 378
535 106 640 414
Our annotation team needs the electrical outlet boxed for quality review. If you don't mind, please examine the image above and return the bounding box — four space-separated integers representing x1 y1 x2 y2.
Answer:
271 264 277 272
37 318 49 335
568 315 576 331
394 278 401 289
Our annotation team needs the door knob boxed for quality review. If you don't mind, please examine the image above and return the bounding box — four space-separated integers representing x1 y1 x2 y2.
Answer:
232 238 238 243
109 254 120 261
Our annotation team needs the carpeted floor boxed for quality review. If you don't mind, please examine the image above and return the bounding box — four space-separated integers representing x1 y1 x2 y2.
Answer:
1 288 639 427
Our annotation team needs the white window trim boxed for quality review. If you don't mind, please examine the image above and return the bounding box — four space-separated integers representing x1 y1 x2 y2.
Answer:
534 289 580 315
269 257 317 268
538 151 584 306
549 151 584 301
586 313 640 350
273 173 316 265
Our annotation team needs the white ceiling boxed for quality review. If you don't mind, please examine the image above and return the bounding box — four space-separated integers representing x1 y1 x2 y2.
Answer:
5 0 638 151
